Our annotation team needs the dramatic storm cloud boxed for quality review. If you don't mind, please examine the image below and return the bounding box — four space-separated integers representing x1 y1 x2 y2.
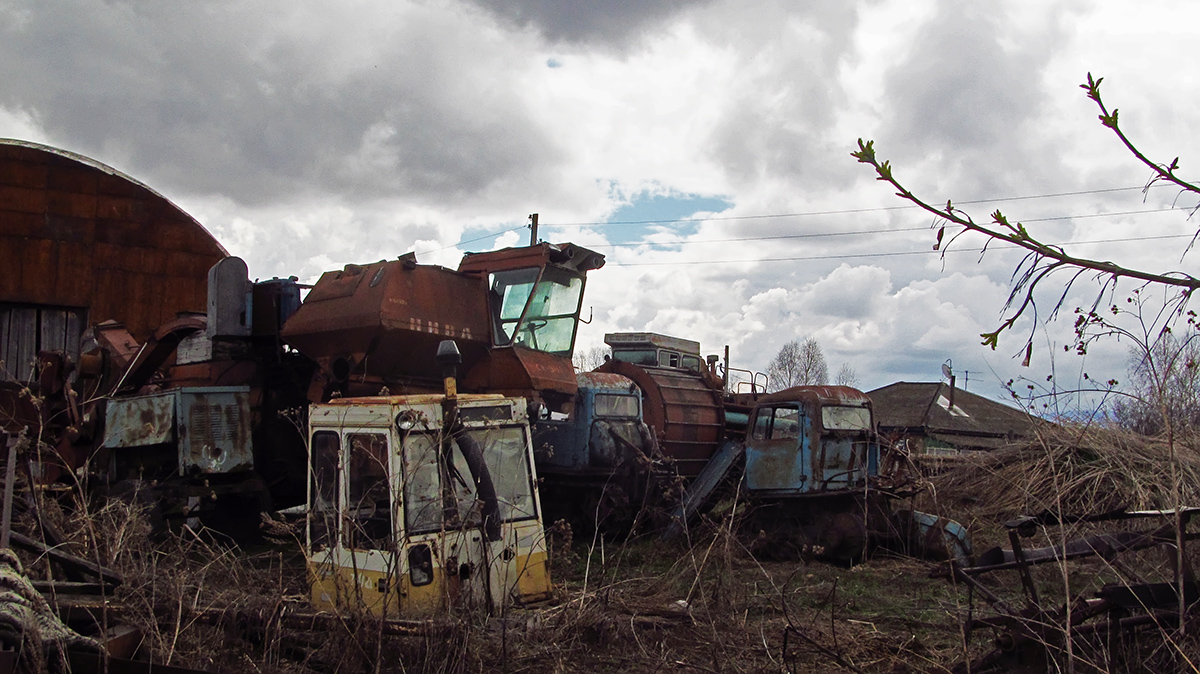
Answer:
4 0 1199 406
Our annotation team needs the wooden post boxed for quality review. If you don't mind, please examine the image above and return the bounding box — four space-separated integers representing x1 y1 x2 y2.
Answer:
1 429 24 549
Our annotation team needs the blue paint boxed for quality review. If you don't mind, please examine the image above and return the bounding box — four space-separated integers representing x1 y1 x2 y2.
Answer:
744 399 879 496
533 378 644 472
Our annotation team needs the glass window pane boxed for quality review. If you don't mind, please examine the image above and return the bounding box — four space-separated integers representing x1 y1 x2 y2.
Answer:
595 394 638 418
823 405 871 431
403 434 443 533
347 433 391 550
403 427 537 533
611 349 657 366
310 431 340 550
770 407 800 440
514 267 583 355
488 269 540 346
751 411 770 440
468 427 537 523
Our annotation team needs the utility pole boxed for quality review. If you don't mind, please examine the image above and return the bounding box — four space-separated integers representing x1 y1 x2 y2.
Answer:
528 213 539 246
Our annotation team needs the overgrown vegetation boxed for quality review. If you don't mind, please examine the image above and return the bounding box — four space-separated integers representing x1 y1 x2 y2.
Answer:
6 413 1200 672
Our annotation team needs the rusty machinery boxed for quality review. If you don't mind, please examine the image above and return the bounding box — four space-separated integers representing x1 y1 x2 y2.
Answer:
938 508 1200 673
77 242 641 532
14 237 953 554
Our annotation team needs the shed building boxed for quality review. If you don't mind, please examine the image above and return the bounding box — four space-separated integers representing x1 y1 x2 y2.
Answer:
0 139 226 382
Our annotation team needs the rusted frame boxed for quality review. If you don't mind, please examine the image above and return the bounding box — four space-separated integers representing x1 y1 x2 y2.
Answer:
948 509 1199 672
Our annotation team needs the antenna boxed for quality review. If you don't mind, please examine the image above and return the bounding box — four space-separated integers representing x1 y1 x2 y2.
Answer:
941 359 956 411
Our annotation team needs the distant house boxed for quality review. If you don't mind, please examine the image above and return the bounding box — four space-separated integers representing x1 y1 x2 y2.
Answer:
867 382 1038 457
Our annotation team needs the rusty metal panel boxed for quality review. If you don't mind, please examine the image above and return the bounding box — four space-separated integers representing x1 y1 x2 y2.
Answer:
0 184 46 214
595 359 724 477
0 158 47 188
745 411 813 492
177 387 253 474
283 260 492 391
46 190 97 219
103 393 175 448
102 387 253 474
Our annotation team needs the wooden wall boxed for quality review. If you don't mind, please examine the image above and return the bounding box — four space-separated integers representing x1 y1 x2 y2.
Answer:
0 140 227 341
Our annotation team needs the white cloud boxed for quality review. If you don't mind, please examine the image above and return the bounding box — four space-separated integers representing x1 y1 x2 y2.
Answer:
2 0 1197 410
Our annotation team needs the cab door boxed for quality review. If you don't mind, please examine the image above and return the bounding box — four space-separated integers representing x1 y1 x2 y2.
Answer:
398 424 551 614
398 431 492 613
744 404 812 495
815 405 874 490
308 428 399 615
463 424 550 611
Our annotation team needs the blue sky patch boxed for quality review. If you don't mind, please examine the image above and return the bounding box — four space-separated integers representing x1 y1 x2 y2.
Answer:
601 191 733 244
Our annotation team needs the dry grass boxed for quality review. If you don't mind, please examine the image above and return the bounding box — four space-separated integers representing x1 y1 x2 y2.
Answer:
13 422 1200 672
930 424 1200 524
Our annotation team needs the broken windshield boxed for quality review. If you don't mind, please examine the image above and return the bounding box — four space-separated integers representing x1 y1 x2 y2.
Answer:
488 266 585 356
401 426 538 535
822 405 872 431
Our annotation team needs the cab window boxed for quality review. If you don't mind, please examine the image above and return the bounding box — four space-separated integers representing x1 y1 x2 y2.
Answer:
402 426 538 533
595 394 639 418
346 433 392 550
611 349 657 366
822 405 871 431
750 406 801 440
310 431 340 550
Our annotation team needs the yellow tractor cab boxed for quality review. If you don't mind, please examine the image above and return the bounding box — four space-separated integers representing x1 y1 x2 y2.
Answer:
306 386 553 616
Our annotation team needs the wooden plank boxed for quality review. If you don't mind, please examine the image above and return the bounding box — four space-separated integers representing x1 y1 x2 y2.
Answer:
1 432 20 547
0 309 9 380
8 531 123 586
0 184 47 214
0 159 47 189
65 308 83 360
41 309 67 353
8 307 36 381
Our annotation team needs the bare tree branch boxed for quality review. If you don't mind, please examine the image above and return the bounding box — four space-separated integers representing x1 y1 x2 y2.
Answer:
852 73 1200 359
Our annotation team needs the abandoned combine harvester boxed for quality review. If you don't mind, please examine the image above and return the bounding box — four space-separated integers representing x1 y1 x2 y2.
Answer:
82 241 666 536
307 342 552 616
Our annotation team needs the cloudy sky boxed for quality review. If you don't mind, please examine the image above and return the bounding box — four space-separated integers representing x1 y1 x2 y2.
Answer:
3 0 1199 409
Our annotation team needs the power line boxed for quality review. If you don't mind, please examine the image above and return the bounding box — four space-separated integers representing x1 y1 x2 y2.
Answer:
588 207 1186 250
419 184 1178 255
542 185 1153 228
609 233 1197 267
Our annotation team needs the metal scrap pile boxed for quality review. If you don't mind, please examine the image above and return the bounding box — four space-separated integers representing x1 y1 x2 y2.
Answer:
938 508 1200 673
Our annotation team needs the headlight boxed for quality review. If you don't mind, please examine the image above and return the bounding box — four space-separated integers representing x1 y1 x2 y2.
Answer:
395 410 418 431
